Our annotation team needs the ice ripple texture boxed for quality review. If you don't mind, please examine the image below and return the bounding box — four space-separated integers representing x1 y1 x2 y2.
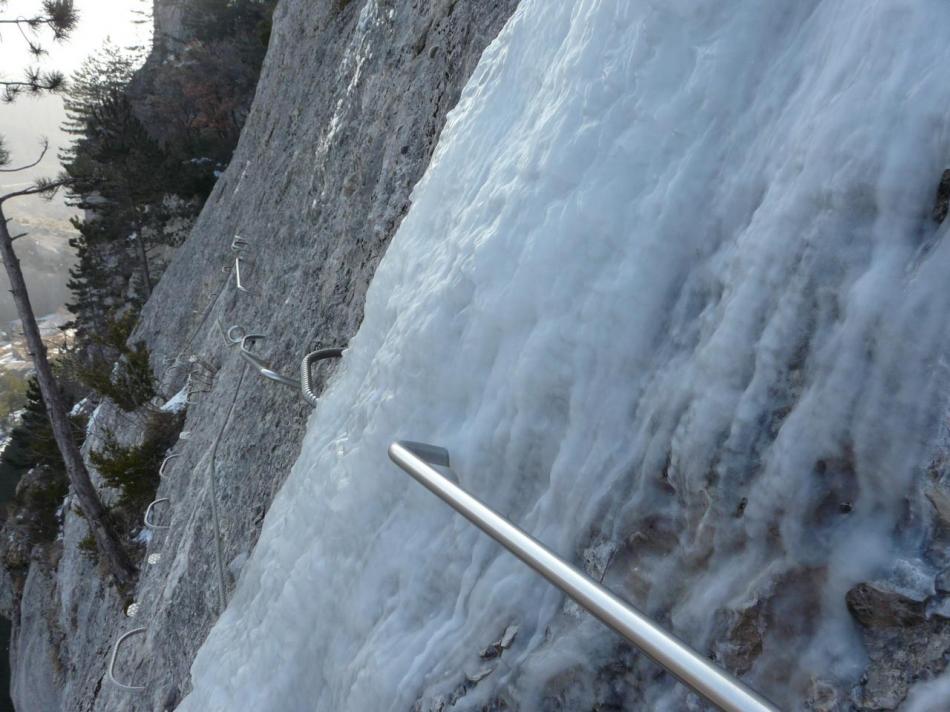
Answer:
179 1 950 709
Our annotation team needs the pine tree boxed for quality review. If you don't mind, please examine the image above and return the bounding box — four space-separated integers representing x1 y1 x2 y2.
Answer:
0 1 77 102
0 2 136 588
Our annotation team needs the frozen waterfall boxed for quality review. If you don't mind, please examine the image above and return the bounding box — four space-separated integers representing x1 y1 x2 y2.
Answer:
178 0 950 709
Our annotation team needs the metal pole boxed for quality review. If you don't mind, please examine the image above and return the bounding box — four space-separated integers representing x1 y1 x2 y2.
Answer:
388 441 780 712
238 335 298 388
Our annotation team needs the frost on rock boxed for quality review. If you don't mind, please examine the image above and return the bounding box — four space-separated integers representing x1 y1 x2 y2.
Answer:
160 386 189 414
180 1 950 711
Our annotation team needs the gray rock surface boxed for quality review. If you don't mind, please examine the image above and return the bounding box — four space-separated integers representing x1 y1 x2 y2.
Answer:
7 2 949 711
4 0 519 709
10 564 64 712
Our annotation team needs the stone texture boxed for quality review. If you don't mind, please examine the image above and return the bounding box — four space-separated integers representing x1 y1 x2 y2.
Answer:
847 580 950 709
3 0 520 709
10 564 64 712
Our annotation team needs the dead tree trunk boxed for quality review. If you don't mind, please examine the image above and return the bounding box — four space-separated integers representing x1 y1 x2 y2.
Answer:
0 201 136 590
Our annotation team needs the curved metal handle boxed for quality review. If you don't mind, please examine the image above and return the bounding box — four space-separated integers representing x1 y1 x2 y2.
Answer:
159 454 181 479
108 627 147 691
144 498 171 530
300 348 344 406
388 441 780 712
234 257 249 293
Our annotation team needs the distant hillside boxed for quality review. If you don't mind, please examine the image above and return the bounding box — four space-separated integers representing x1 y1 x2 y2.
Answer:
0 215 75 326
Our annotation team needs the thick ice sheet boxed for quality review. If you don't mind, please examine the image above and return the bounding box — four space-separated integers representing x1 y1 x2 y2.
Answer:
179 1 950 709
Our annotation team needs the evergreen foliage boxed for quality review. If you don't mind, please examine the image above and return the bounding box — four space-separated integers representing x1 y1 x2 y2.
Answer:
75 312 157 412
1 374 86 545
0 0 78 102
3 377 68 473
89 409 183 519
61 4 274 355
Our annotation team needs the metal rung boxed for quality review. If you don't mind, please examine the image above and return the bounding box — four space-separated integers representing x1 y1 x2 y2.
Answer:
239 335 298 388
300 348 344 406
144 498 171 530
108 627 147 691
234 257 249 292
387 441 780 712
159 454 181 479
224 325 344 405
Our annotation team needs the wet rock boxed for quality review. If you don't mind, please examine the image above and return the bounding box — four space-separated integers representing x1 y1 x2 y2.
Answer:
935 568 950 595
466 667 495 684
805 678 840 712
846 582 929 628
499 624 518 649
715 568 825 678
934 169 950 223
846 578 950 709
582 538 617 582
925 480 950 530
480 623 519 659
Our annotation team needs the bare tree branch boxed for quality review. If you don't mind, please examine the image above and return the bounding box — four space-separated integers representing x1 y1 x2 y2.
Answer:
0 176 70 206
0 137 49 173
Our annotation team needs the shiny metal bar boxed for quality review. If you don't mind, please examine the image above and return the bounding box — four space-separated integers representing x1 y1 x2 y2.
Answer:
239 336 298 388
234 256 249 292
144 498 171 530
107 627 147 691
388 441 780 712
300 348 344 406
207 418 229 614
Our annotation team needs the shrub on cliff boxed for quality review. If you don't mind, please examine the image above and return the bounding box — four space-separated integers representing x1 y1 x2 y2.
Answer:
1 374 87 548
75 312 157 412
89 409 184 526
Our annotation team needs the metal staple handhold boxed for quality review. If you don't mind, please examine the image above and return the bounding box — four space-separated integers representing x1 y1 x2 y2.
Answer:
225 324 343 405
239 334 298 388
186 370 214 404
224 323 249 345
144 499 171 530
188 354 218 374
231 236 251 292
300 348 344 406
159 454 181 479
107 627 147 691
234 256 249 292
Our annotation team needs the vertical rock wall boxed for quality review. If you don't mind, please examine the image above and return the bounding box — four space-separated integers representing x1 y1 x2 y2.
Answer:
5 1 521 710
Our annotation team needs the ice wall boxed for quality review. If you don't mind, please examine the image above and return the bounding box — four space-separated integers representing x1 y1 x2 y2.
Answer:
178 0 950 709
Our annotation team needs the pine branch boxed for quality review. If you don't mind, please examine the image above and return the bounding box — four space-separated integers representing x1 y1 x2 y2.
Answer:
0 176 71 206
1 69 67 102
0 137 49 173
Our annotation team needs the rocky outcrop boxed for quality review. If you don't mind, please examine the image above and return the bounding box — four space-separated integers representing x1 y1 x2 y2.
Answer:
10 564 65 712
847 579 950 709
4 0 520 709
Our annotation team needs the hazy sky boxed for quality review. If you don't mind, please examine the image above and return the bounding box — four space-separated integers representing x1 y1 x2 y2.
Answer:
0 0 151 216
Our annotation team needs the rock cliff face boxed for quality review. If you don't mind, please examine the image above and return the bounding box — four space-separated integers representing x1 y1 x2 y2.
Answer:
5 0 518 709
9 2 950 711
